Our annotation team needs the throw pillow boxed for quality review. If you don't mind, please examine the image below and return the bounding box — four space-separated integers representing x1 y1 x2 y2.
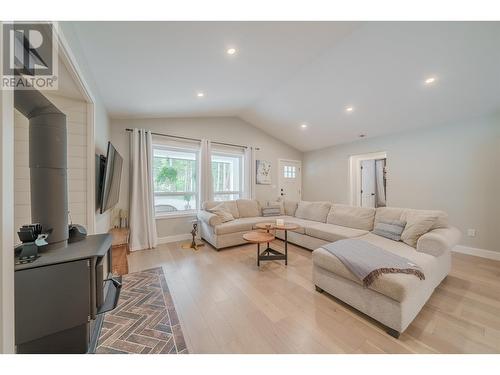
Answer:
262 206 282 217
212 210 234 223
266 201 285 215
401 212 438 248
372 220 406 241
208 203 235 223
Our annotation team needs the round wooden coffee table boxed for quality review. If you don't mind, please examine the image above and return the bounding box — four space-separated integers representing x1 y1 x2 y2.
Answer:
252 222 299 266
243 231 276 267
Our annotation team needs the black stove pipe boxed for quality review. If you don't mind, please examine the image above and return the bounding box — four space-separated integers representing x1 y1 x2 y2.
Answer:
14 89 68 249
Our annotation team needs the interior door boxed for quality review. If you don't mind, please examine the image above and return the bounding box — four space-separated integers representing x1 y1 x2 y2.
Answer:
360 160 376 208
278 160 302 201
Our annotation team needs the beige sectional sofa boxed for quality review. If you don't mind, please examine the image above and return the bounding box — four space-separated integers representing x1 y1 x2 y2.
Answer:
198 199 461 337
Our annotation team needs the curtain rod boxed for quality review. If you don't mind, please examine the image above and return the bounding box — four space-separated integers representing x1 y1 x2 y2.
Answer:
125 128 251 149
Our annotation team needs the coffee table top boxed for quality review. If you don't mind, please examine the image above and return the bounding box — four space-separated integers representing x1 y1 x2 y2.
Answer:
243 231 275 244
255 222 299 231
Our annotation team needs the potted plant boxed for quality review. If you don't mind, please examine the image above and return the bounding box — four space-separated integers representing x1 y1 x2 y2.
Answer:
184 194 192 210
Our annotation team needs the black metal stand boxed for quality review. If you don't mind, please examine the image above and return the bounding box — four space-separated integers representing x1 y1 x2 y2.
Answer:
181 220 205 250
257 229 289 267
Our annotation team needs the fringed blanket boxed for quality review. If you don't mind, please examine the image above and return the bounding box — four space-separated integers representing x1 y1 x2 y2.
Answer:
321 239 425 287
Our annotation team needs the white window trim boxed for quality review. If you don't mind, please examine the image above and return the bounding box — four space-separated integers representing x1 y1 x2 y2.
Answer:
211 150 244 200
154 192 197 197
155 210 197 220
214 190 241 195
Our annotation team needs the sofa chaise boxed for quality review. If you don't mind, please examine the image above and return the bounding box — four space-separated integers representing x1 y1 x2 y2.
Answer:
198 199 461 337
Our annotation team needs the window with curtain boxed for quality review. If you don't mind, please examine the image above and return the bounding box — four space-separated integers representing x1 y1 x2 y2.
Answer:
152 145 199 215
211 152 243 201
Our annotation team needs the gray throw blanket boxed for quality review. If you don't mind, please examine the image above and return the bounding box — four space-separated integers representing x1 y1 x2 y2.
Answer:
321 239 425 287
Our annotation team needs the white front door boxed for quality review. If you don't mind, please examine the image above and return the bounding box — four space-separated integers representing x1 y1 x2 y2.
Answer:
278 160 302 201
360 159 376 208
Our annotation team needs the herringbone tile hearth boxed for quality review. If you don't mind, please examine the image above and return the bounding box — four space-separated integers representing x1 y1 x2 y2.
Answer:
96 267 188 354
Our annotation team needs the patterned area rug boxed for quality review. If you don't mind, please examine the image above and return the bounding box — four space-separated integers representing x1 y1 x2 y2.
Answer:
96 267 188 354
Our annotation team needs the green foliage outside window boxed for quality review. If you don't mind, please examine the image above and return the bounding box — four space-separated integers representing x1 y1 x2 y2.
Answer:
154 156 196 192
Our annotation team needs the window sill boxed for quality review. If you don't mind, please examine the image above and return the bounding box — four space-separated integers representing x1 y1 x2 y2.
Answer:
155 211 197 220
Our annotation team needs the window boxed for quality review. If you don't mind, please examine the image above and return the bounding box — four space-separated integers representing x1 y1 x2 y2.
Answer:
283 165 296 179
153 146 198 215
212 152 243 201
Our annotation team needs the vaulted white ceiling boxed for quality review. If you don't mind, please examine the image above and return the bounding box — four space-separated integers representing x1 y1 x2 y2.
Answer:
68 21 500 151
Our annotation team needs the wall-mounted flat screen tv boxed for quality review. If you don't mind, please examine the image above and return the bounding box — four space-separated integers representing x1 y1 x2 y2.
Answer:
98 142 123 214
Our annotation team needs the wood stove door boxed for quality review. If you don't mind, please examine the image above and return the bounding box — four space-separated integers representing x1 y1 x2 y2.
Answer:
15 259 91 347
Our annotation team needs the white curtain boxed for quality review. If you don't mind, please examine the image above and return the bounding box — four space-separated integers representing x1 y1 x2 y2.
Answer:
199 139 213 206
244 146 256 199
375 159 386 207
129 128 157 251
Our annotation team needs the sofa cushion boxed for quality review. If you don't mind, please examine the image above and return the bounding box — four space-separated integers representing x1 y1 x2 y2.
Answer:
374 207 406 226
327 204 376 231
207 202 236 221
375 207 448 231
275 199 298 216
306 222 368 242
213 216 291 235
283 200 299 216
214 217 255 235
197 210 223 226
212 209 235 223
277 216 314 234
403 209 448 230
205 200 240 219
236 199 261 218
401 211 438 248
202 200 220 210
313 233 438 302
295 201 331 223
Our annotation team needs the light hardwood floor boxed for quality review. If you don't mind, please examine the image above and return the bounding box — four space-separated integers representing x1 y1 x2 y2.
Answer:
127 239 500 354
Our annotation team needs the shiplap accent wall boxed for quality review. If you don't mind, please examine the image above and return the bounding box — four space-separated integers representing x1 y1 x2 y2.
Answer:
14 94 88 243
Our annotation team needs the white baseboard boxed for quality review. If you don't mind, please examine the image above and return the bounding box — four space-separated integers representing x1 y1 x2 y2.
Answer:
157 233 192 244
453 245 500 261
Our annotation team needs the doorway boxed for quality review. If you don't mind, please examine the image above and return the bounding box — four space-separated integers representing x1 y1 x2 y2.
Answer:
349 152 387 208
278 159 302 201
360 158 387 208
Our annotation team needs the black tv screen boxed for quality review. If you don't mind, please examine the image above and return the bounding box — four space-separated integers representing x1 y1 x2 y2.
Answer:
100 142 123 214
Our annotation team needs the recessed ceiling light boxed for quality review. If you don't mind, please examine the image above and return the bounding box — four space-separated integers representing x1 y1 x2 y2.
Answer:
226 48 237 55
424 77 436 85
300 123 308 129
358 134 366 138
196 92 205 98
345 106 354 113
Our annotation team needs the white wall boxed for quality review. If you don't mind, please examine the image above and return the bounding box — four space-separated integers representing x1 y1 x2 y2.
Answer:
92 94 111 233
93 106 111 234
59 22 111 234
110 116 303 238
303 114 500 252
